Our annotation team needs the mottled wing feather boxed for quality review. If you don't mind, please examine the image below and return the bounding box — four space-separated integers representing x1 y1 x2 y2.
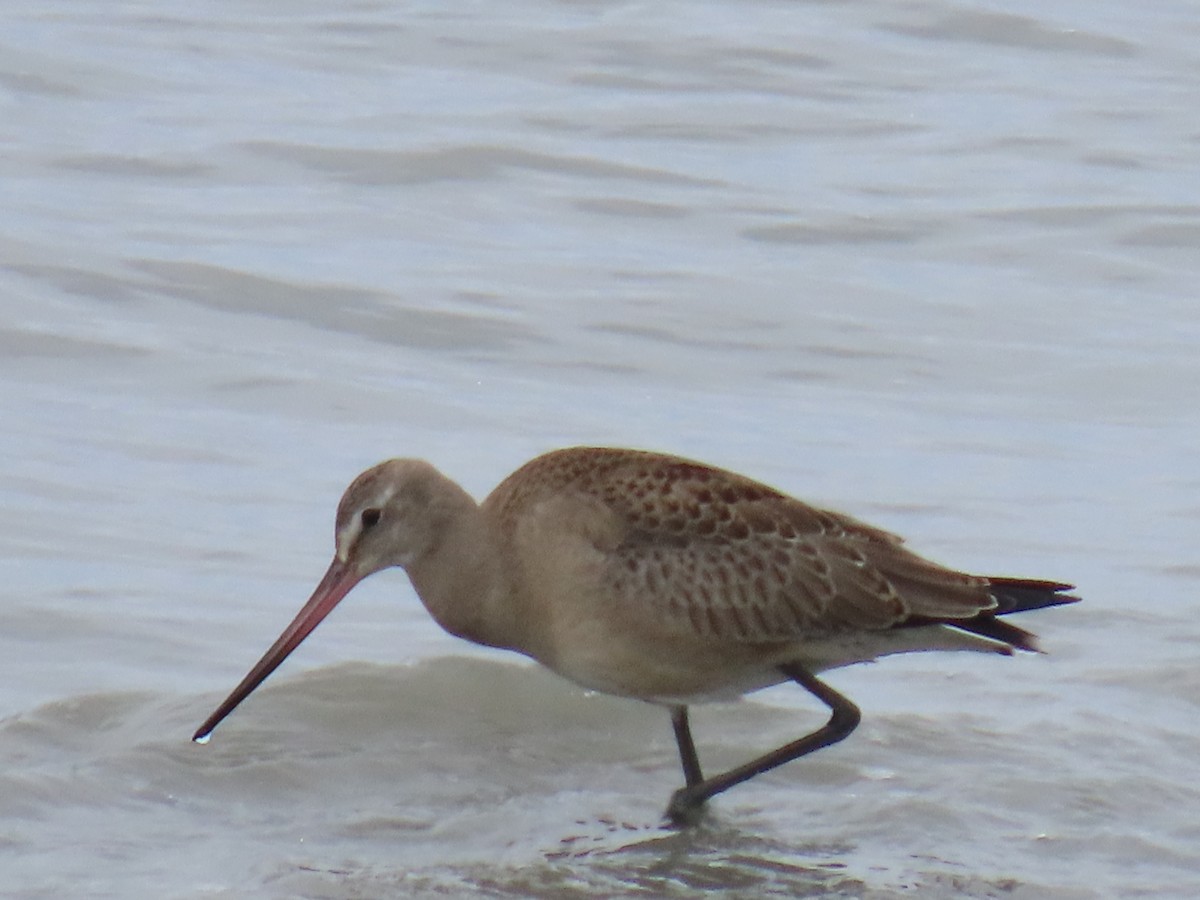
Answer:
606 512 994 642
485 448 996 644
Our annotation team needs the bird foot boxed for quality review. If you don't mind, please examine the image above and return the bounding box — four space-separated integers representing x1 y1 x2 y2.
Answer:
664 786 709 828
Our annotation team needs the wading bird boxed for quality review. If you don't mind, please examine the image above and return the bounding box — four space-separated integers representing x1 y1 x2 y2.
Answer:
194 447 1077 823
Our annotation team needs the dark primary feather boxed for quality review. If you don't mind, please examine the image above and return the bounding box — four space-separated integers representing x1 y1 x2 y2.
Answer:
906 577 1080 652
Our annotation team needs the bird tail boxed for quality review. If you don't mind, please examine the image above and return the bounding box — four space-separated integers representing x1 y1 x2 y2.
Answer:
951 577 1080 653
988 577 1080 615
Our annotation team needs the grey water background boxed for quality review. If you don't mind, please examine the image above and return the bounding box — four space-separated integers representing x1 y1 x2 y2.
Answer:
2 1 1199 897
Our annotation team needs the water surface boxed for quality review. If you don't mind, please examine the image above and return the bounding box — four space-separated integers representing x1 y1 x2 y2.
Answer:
2 1 1199 897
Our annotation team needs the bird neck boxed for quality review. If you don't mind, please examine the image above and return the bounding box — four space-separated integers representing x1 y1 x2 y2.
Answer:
404 494 517 652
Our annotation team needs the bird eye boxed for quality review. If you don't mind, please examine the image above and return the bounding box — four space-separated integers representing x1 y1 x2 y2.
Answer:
360 508 382 529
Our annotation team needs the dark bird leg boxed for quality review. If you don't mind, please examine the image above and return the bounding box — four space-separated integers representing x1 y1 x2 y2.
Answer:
665 664 861 825
671 705 705 787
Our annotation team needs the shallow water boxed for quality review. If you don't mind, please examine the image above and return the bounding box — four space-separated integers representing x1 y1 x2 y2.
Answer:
3 1 1199 897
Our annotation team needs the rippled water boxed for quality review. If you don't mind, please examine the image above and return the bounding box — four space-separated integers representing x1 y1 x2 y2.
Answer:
3 1 1199 897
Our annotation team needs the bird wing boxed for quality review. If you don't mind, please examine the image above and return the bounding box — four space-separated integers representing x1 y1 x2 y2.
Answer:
497 448 996 644
483 447 998 644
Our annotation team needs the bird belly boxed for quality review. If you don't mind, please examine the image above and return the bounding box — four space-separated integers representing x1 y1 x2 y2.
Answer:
530 618 1010 706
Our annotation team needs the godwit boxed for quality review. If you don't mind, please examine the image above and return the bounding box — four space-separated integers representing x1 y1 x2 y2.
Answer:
193 447 1078 823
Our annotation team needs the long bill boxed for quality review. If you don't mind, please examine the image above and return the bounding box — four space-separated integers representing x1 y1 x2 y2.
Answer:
192 557 363 743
